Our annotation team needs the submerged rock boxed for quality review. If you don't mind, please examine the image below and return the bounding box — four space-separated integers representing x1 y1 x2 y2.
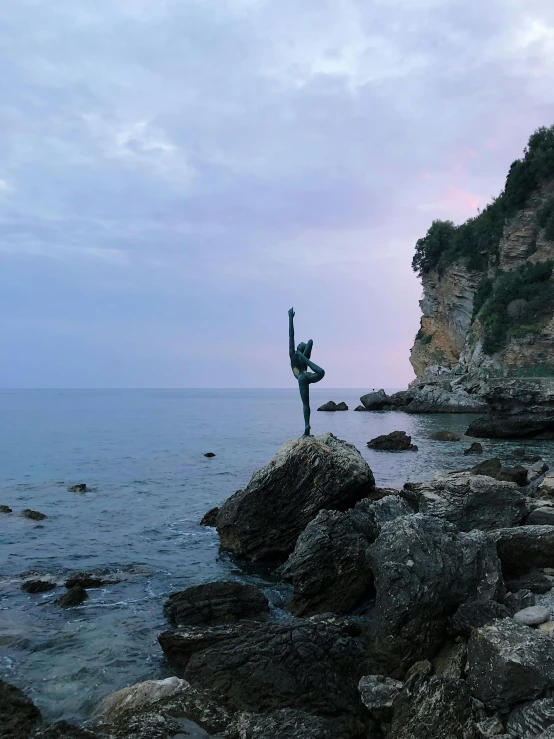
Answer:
68 484 87 492
403 474 527 531
204 452 216 458
21 579 56 594
21 509 46 521
367 431 418 451
163 581 269 627
65 573 118 589
199 507 219 527
430 430 462 441
215 433 375 562
0 504 12 513
468 619 554 710
56 586 88 608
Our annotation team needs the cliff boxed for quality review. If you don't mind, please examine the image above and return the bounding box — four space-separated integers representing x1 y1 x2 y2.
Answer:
410 125 554 378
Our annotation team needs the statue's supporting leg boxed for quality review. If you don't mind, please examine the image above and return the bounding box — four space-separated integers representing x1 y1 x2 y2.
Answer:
298 376 311 436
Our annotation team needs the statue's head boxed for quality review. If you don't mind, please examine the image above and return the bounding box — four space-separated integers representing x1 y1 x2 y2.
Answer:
297 342 307 354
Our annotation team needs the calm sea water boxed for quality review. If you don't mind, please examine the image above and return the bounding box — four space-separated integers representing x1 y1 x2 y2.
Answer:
1 388 552 724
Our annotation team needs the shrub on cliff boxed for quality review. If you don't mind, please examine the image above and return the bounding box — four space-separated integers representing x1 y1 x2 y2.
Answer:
412 124 554 277
538 195 554 242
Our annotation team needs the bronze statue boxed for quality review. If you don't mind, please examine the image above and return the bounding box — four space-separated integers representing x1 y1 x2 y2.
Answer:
288 308 325 436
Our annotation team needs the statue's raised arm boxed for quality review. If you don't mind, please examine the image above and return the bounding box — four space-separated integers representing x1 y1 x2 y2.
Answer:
288 307 295 359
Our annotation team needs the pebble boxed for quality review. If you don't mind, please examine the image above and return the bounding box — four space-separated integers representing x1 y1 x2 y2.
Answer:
513 605 551 626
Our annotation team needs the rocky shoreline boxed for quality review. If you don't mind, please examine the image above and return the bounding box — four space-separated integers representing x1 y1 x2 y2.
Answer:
6 432 554 739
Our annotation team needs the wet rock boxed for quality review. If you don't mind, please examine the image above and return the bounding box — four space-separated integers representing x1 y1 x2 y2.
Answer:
200 507 219 527
512 447 542 462
21 509 47 521
367 514 502 673
68 484 87 493
354 405 366 411
506 698 554 739
93 676 230 736
358 674 403 721
282 509 376 616
430 430 462 441
465 442 484 455
204 452 216 458
367 430 418 451
468 619 554 710
56 586 88 608
215 433 375 562
336 402 348 411
513 605 551 626
0 679 42 738
492 526 554 576
471 458 502 478
163 581 269 627
21 580 56 594
158 623 252 667
178 617 370 739
388 675 476 739
504 589 536 615
505 570 553 595
403 474 526 531
527 507 554 526
225 709 335 739
360 389 390 410
498 466 529 486
0 504 12 513
65 573 118 589
317 401 348 411
450 600 510 637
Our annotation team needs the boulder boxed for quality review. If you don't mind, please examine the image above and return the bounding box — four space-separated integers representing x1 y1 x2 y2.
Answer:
528 460 550 483
317 401 338 411
492 526 554 576
21 509 46 521
504 589 536 615
354 405 366 411
358 674 403 721
430 430 462 441
387 675 476 739
498 466 529 486
505 570 553 595
527 507 554 525
512 447 542 462
336 402 348 411
200 507 219 527
355 494 414 530
367 431 417 451
178 617 371 739
404 382 487 414
93 676 230 736
33 722 100 738
450 599 510 637
281 508 376 616
465 442 484 455
163 581 269 627
0 679 42 738
402 474 526 531
506 698 554 739
471 458 502 477
360 389 390 410
68 484 87 492
0 505 12 513
21 579 56 594
367 514 503 672
432 642 467 680
226 709 335 739
56 586 87 608
468 619 554 710
65 573 117 589
513 605 551 626
215 434 375 562
158 623 253 667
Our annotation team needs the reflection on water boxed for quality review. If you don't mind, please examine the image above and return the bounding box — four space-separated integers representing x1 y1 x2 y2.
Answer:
0 388 552 722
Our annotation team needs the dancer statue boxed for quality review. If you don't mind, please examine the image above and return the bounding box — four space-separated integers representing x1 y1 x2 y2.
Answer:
288 308 325 436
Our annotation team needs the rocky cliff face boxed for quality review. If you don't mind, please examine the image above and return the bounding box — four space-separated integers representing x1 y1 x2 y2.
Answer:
410 183 554 377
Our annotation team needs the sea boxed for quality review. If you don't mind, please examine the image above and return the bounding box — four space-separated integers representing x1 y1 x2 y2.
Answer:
1 388 552 725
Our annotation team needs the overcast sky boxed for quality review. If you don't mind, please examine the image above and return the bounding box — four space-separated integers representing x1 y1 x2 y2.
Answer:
1 0 554 388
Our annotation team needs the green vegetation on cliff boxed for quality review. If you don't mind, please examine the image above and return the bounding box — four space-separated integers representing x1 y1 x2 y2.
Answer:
473 260 554 354
412 125 554 277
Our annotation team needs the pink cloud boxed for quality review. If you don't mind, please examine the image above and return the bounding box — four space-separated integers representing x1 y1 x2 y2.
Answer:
442 185 481 212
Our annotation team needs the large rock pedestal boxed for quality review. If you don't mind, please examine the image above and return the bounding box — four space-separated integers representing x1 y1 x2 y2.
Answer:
215 433 375 562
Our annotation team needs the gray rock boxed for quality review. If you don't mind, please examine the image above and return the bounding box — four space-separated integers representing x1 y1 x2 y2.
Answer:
476 716 505 738
492 526 554 576
226 709 335 739
336 402 348 411
527 507 554 526
405 660 433 681
354 405 366 411
507 698 554 739
432 642 467 680
21 508 47 521
405 382 487 413
367 430 417 451
403 474 526 531
360 389 390 410
56 585 87 608
68 484 87 492
317 401 338 411
0 504 12 513
468 619 554 710
471 458 502 477
504 589 536 615
513 447 542 462
21 580 56 594
158 623 253 668
0 679 42 738
199 507 219 527
388 675 476 739
179 617 370 739
505 571 553 595
465 442 484 455
358 674 403 721
281 509 375 616
513 605 551 626
528 460 550 483
215 434 375 562
367 514 502 673
498 466 529 486
33 721 101 738
430 430 462 441
450 600 510 637
355 494 413 530
163 581 269 627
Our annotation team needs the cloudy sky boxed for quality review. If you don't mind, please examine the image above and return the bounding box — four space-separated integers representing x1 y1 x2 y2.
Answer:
1 0 554 388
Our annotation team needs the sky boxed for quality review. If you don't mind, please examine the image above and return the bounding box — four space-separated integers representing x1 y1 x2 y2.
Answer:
1 0 554 388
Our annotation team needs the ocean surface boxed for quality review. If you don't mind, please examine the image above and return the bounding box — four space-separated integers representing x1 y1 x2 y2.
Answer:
1 388 552 725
